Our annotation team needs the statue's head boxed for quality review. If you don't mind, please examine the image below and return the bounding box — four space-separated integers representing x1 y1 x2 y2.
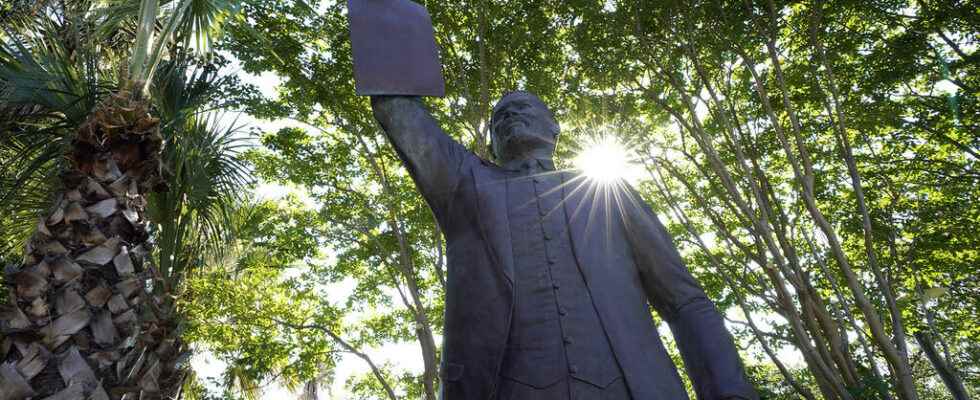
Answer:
490 91 560 162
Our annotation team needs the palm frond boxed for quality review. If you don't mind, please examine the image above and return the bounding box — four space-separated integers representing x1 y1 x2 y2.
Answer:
127 0 243 90
149 109 253 285
129 0 160 82
0 5 116 258
0 14 108 124
223 361 262 400
0 0 51 28
151 55 229 127
176 0 242 55
0 125 65 258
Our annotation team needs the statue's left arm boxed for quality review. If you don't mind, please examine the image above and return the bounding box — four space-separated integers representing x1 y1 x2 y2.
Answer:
621 185 759 400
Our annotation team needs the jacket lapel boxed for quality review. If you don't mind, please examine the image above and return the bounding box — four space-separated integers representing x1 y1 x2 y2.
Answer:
471 165 514 285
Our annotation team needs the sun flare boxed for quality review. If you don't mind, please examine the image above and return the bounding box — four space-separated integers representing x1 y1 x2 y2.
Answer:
574 136 633 184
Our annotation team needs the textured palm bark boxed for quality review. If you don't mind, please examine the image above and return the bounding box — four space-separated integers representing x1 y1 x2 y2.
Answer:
0 91 184 400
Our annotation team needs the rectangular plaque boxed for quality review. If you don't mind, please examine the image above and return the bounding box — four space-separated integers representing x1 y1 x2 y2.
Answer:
348 0 446 97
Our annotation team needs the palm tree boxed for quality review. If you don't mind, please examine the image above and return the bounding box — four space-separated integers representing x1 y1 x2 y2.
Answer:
0 1 246 398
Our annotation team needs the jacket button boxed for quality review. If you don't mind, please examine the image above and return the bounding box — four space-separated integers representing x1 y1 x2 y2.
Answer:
553 282 560 290
564 336 573 344
569 364 578 374
558 307 567 316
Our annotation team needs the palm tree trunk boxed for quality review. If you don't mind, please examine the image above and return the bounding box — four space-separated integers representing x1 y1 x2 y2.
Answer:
1 91 183 400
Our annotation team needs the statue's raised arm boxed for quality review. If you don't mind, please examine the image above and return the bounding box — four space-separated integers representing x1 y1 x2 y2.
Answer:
350 0 470 215
370 96 471 215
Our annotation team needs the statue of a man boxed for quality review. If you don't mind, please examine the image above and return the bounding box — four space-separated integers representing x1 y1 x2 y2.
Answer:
371 92 758 400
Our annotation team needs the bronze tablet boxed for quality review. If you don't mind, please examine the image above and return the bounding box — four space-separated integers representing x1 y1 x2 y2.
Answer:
348 0 445 97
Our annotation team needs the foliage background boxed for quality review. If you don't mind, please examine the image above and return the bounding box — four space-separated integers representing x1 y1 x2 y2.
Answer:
2 0 976 399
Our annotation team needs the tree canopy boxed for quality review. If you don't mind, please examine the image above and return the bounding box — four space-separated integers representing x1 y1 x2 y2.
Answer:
2 0 977 399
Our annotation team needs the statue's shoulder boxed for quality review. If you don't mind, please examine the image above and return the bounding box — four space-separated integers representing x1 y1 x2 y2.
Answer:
473 156 508 174
460 155 507 185
562 168 586 179
475 155 496 168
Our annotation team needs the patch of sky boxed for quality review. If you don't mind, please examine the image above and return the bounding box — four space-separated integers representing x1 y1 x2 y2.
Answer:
933 79 959 96
694 98 709 121
254 182 319 209
603 0 617 13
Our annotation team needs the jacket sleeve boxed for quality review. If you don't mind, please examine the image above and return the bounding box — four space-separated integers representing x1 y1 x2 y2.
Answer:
371 96 472 218
621 184 759 400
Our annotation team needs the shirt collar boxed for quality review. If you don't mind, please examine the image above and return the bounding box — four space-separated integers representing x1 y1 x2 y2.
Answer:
501 158 556 172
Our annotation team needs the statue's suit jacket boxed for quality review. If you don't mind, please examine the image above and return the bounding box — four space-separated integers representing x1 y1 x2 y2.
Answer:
372 97 758 400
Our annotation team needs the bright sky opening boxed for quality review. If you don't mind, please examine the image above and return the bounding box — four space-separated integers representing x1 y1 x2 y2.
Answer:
573 136 639 184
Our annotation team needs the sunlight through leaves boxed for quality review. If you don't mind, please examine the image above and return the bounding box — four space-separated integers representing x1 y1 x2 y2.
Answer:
573 136 636 184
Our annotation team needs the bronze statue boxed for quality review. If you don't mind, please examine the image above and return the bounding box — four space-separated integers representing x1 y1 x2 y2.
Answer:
352 2 759 399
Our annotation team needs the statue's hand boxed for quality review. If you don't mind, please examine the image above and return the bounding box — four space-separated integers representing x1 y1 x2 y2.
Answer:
369 95 394 109
370 95 397 120
370 95 422 124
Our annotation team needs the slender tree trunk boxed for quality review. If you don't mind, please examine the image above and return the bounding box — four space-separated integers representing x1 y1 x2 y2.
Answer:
646 56 856 396
355 135 439 400
475 0 490 158
737 42 917 399
803 230 894 400
802 4 918 399
914 332 969 400
391 216 440 400
807 0 911 360
654 159 849 400
755 170 862 388
745 143 863 390
432 215 447 291
900 237 969 400
276 320 399 400
646 164 818 400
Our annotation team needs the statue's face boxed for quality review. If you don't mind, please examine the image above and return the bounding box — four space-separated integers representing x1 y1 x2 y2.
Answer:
490 92 559 160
